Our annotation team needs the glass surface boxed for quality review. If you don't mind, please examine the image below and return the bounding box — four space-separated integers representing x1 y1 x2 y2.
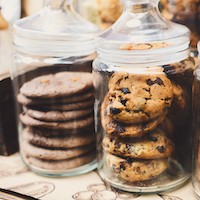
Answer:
11 0 98 176
93 0 194 193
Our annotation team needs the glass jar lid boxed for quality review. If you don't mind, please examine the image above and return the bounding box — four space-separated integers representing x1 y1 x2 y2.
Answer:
13 0 99 57
96 0 190 67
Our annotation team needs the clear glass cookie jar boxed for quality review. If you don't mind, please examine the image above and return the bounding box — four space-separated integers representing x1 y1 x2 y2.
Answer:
11 0 99 176
93 0 195 193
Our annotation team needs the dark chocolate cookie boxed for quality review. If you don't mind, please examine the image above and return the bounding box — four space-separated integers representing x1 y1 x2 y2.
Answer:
23 127 95 148
20 72 93 98
22 139 94 160
26 108 93 122
17 91 94 106
29 99 94 111
20 113 94 130
24 152 96 171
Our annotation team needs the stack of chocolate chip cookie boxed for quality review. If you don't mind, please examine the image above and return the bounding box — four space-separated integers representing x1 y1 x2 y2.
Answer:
101 71 175 182
17 71 96 171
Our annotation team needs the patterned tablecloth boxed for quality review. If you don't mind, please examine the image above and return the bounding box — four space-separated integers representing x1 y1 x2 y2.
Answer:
0 153 197 200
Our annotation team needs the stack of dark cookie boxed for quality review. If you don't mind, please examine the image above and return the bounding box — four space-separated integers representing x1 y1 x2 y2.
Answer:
17 71 96 172
101 71 175 182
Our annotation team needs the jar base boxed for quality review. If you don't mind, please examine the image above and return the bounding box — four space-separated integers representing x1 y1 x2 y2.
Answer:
98 158 190 193
22 157 97 177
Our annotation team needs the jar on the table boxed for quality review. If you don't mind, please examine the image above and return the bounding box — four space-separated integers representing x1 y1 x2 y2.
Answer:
11 0 98 176
192 42 200 198
93 0 195 193
160 0 200 54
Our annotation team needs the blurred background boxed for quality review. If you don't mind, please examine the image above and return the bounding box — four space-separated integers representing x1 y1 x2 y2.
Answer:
1 0 198 47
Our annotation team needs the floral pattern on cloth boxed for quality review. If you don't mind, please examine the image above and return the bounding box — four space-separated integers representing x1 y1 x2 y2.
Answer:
72 183 183 200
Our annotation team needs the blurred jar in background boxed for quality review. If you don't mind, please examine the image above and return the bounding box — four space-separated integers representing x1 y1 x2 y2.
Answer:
21 0 43 17
0 0 21 155
21 0 123 29
160 0 200 54
1 0 21 23
76 0 123 29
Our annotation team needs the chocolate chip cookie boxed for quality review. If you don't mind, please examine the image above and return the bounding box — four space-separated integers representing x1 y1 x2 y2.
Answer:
106 153 168 182
102 129 174 159
101 95 166 137
106 72 173 124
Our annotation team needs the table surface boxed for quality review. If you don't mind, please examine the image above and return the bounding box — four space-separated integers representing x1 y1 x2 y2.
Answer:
0 153 198 200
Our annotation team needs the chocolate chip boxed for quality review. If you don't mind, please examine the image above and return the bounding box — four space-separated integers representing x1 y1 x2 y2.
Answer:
146 78 164 86
110 107 121 115
165 97 172 101
162 65 175 74
120 97 127 106
120 99 128 106
145 98 151 101
143 88 150 92
146 79 154 86
154 77 164 86
120 163 126 170
156 146 165 153
148 136 158 142
133 109 143 113
125 109 130 112
121 88 131 94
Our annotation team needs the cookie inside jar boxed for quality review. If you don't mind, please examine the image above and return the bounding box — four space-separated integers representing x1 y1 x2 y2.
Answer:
93 0 195 192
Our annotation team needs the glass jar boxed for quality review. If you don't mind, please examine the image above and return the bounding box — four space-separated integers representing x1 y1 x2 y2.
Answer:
0 8 18 155
192 42 200 198
93 0 195 193
160 0 200 53
76 0 123 30
11 0 99 176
